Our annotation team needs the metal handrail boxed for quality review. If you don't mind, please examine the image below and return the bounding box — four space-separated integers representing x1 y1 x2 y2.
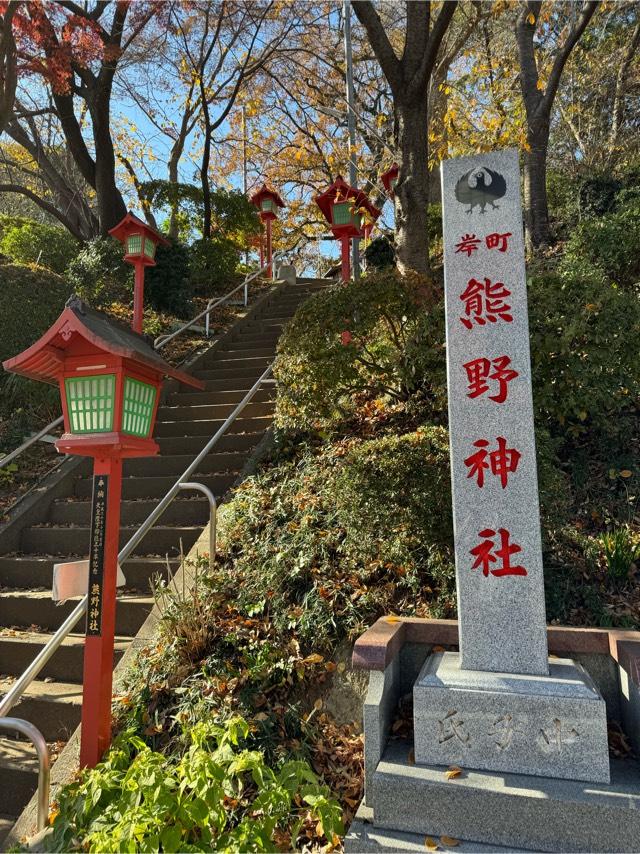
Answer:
0 364 273 720
156 254 284 350
0 416 64 470
178 483 217 570
0 717 50 831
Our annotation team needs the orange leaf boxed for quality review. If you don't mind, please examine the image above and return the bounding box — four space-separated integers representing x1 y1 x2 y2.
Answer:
441 836 460 847
432 645 445 653
527 11 536 24
620 470 633 478
445 765 463 780
425 837 439 851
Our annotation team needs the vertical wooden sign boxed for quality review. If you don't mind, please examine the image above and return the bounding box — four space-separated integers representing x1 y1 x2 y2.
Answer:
441 149 548 676
86 474 108 637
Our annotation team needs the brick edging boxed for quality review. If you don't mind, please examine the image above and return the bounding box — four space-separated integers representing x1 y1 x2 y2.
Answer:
352 616 640 688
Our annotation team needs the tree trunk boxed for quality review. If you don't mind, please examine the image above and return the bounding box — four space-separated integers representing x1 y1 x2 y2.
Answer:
91 91 127 234
167 145 181 239
523 132 551 249
394 96 430 274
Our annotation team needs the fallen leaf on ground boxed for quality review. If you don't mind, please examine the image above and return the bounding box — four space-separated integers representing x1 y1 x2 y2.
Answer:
425 836 438 851
386 615 401 623
445 765 463 780
441 836 460 847
408 749 415 765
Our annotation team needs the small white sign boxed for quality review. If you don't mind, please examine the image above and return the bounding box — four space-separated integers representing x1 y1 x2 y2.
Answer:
52 559 125 603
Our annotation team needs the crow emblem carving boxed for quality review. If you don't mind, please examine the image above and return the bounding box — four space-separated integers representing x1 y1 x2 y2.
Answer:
455 167 507 214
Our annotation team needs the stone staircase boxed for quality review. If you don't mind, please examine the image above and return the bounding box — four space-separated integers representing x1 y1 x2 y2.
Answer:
0 278 328 843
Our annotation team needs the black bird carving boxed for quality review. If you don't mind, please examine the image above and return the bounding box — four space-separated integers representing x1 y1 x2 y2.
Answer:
455 167 507 214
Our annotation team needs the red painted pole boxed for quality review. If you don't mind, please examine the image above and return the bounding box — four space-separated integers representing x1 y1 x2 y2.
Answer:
133 263 145 334
260 231 265 270
341 235 351 282
79 455 123 768
265 218 273 279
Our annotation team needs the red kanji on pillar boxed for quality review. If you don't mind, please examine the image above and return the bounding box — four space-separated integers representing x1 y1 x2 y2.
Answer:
485 231 512 252
470 528 528 577
455 233 481 257
459 277 513 329
464 436 522 488
462 355 519 403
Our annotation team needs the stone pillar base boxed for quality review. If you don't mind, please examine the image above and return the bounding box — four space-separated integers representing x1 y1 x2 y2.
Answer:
413 652 610 783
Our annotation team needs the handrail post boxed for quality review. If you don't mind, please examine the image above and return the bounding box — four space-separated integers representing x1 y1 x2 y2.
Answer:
0 718 50 831
178 482 217 569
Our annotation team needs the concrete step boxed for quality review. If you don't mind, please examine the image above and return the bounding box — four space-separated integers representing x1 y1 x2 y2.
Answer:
0 631 128 681
157 400 274 423
0 813 15 849
187 376 263 392
219 346 275 358
0 554 177 591
75 471 238 499
22 525 202 558
168 387 274 407
199 353 272 370
154 416 272 439
124 450 247 477
232 331 281 344
0 677 81 741
190 364 272 382
50 497 211 527
156 432 262 456
0 591 152 634
0 738 39 816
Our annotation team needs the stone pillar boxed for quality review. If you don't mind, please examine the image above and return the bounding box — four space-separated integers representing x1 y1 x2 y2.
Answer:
413 149 610 784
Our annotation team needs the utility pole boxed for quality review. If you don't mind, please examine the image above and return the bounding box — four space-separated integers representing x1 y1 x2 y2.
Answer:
343 0 360 280
241 105 249 268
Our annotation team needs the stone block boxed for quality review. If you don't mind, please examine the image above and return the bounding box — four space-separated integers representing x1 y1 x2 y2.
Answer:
371 740 640 853
414 652 610 783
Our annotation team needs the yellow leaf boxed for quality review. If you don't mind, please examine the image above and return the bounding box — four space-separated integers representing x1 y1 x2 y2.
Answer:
425 837 439 851
578 411 587 421
445 765 463 780
620 470 633 478
536 79 545 91
314 698 323 710
337 661 346 673
441 837 460 847
303 653 324 665
527 12 536 24
386 615 401 623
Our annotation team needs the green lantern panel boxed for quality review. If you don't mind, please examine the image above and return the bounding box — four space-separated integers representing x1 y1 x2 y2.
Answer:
261 199 274 212
122 377 157 437
65 374 116 434
143 237 157 259
332 202 360 230
127 234 142 255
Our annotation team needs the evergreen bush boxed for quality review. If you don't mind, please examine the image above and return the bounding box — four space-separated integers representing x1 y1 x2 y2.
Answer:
145 237 193 317
0 220 79 274
66 237 131 308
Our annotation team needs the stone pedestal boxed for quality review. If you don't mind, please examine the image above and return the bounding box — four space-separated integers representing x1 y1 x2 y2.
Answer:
413 652 610 783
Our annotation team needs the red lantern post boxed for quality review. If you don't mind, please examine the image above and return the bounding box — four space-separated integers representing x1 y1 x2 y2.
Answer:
250 184 285 279
315 176 381 282
109 213 169 335
3 297 203 767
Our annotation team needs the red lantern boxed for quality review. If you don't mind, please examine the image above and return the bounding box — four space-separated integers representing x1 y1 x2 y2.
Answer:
250 184 285 278
3 297 203 768
381 163 399 197
109 212 169 335
315 176 381 282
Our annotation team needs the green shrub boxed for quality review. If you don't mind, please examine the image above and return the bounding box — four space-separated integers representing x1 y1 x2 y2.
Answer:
47 716 343 853
0 213 33 241
600 525 640 584
274 269 445 432
0 221 79 274
364 235 395 270
528 264 640 442
66 237 131 308
145 237 192 317
221 427 455 644
563 200 640 287
189 236 239 294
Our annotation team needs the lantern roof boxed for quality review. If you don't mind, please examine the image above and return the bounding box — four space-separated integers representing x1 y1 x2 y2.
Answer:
381 163 399 195
249 184 285 210
3 296 203 389
108 211 169 247
314 175 381 225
